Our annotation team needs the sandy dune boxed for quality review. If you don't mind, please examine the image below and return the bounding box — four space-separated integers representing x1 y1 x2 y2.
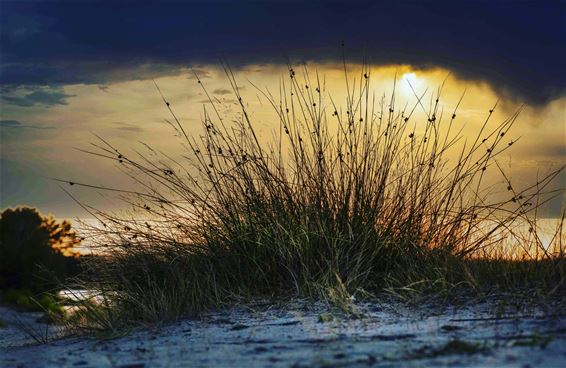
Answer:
1 300 566 367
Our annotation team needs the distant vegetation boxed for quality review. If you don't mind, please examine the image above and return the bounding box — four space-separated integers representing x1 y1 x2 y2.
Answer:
66 63 564 330
0 206 81 311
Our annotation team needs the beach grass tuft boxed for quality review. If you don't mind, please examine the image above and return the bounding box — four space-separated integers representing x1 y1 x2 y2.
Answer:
66 62 565 330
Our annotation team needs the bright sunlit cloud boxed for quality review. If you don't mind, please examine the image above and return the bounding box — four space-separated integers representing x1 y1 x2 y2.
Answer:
400 72 425 98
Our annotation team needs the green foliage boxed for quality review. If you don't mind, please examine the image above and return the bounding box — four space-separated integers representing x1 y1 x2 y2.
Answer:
2 289 65 315
318 313 334 323
436 340 484 355
0 207 81 292
412 340 486 359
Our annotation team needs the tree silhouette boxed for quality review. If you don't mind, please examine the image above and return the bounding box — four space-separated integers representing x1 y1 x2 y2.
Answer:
0 207 81 291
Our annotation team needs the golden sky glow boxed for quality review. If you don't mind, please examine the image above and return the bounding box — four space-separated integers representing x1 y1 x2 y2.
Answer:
1 63 564 218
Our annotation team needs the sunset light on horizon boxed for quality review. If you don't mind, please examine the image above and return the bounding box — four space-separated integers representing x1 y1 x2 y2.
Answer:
1 2 566 367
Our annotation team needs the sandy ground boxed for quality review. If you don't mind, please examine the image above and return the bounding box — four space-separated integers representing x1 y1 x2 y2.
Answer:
1 299 566 367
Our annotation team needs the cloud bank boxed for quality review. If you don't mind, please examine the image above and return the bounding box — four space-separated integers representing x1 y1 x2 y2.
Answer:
2 88 75 107
1 0 565 106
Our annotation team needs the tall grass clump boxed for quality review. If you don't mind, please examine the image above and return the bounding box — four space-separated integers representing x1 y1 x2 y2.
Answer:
67 62 565 329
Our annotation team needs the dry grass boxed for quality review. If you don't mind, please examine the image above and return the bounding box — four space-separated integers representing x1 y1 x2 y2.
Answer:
63 62 565 330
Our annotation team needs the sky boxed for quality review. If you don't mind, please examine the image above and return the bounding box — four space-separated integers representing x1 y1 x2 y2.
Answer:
1 0 565 218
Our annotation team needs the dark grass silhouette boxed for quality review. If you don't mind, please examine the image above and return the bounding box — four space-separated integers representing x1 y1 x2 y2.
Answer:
64 63 565 331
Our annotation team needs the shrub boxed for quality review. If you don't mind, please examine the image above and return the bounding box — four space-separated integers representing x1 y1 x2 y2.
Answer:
0 206 81 292
71 63 564 328
2 288 65 315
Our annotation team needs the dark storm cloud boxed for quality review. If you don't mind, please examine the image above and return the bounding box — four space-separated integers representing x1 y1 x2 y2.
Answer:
187 69 212 79
0 119 56 130
1 0 565 105
2 88 76 107
0 120 21 127
0 62 186 87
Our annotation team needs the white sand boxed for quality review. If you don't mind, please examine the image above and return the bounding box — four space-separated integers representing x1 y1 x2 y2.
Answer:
1 300 565 367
